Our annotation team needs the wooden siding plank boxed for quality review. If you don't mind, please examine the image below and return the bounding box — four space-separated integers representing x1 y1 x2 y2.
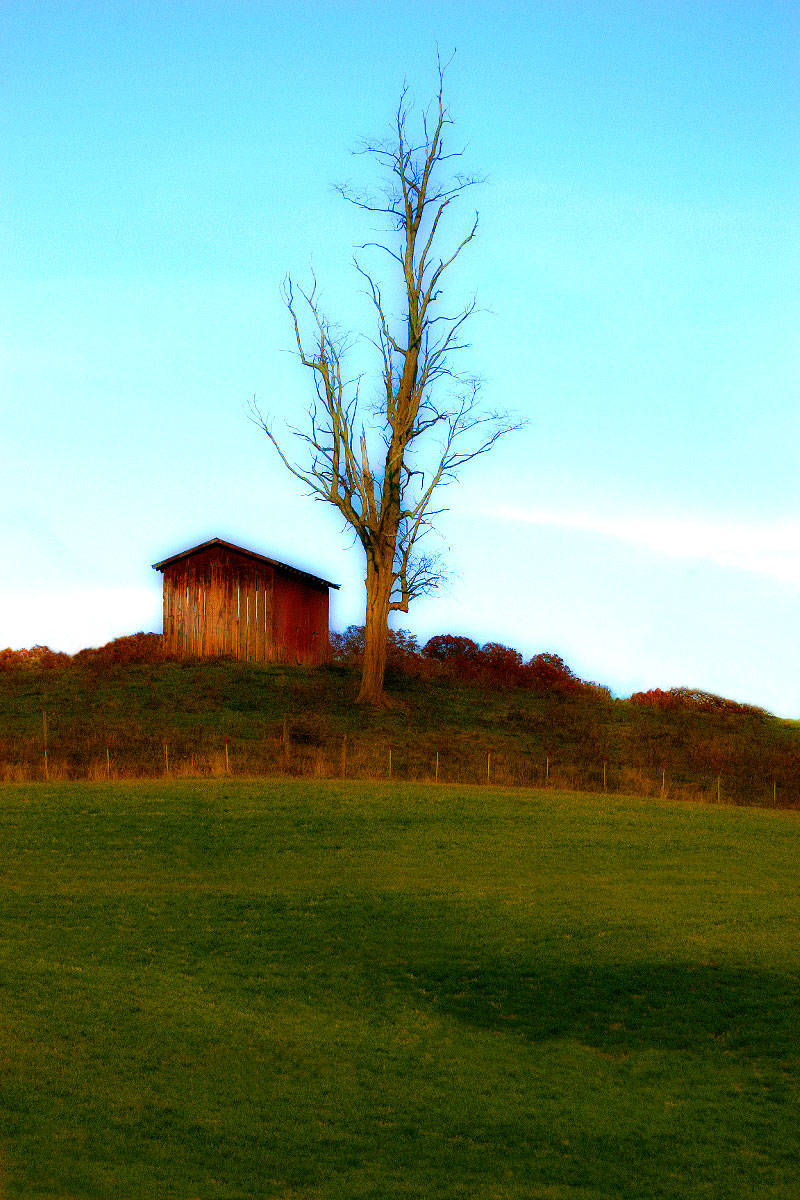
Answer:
157 545 330 664
254 579 264 662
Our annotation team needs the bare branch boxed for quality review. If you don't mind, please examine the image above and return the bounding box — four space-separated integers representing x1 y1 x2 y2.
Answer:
253 58 523 703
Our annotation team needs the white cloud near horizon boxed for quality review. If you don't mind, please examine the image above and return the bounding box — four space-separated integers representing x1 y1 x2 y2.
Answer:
0 589 161 654
472 504 800 590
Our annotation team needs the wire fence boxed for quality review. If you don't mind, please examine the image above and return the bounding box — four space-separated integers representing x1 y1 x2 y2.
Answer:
0 724 795 810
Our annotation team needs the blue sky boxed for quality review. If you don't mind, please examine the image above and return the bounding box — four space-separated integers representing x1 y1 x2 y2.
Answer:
2 1 798 713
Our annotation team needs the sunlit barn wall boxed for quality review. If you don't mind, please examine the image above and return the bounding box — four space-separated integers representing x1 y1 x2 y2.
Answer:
154 541 335 665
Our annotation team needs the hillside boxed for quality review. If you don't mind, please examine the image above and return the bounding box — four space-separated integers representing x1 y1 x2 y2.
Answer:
1 637 798 807
3 779 799 1197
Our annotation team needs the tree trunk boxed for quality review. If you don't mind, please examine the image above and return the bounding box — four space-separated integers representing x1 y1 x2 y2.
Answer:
357 558 393 705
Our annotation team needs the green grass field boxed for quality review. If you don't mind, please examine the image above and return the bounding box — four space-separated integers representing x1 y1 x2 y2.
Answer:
1 780 799 1198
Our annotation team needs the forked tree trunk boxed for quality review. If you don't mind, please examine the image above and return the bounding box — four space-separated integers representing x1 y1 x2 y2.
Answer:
357 558 394 705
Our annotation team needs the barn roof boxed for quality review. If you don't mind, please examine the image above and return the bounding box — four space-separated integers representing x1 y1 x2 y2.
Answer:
152 538 340 590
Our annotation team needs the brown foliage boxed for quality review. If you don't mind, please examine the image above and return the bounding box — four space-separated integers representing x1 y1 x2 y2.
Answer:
0 644 793 807
422 634 482 681
72 633 167 668
421 637 589 693
0 634 168 673
330 630 590 693
423 634 481 663
524 652 584 695
474 642 524 685
0 645 71 671
330 628 592 693
629 686 769 717
331 625 423 672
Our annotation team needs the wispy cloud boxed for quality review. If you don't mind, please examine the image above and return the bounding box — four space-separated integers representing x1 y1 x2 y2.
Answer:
472 504 800 588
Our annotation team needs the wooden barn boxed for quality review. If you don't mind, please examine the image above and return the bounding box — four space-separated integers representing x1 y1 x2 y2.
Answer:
152 538 338 665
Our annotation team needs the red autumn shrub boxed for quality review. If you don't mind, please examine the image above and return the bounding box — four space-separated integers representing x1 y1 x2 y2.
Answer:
629 686 768 717
0 645 72 671
72 632 166 668
524 652 583 695
423 637 588 691
330 626 422 670
386 629 422 670
423 634 481 662
628 688 679 710
331 628 592 694
422 635 482 681
329 625 365 663
671 687 767 715
476 642 525 686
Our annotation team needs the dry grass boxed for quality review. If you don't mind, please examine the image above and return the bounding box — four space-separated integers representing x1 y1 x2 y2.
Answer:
0 657 797 809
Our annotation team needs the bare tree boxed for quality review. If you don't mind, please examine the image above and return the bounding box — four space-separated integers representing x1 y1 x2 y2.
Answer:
252 63 520 705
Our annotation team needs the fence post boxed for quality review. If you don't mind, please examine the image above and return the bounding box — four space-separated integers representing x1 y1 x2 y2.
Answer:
225 740 230 774
435 746 439 784
341 734 347 780
487 748 492 784
388 744 392 781
603 759 607 793
42 710 48 781
282 717 290 772
164 741 169 776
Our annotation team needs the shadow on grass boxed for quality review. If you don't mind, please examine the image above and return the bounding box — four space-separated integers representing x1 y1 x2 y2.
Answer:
7 891 798 1067
382 955 800 1061
4 891 800 1197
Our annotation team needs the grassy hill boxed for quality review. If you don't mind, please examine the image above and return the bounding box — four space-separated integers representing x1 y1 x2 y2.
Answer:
2 778 799 1198
1 646 798 808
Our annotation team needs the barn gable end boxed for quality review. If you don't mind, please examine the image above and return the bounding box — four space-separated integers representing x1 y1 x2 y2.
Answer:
152 538 338 665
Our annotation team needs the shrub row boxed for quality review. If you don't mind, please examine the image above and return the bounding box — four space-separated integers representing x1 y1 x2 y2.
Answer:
330 626 604 696
0 646 72 671
0 633 165 671
628 686 768 718
0 629 772 716
0 629 590 696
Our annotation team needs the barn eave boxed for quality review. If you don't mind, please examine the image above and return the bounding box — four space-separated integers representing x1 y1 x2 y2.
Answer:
151 537 339 591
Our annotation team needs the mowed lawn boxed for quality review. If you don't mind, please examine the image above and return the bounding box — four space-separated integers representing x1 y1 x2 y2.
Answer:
0 782 799 1199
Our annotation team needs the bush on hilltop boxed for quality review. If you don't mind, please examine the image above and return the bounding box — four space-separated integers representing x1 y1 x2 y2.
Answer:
629 686 769 717
72 632 167 668
0 645 72 671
